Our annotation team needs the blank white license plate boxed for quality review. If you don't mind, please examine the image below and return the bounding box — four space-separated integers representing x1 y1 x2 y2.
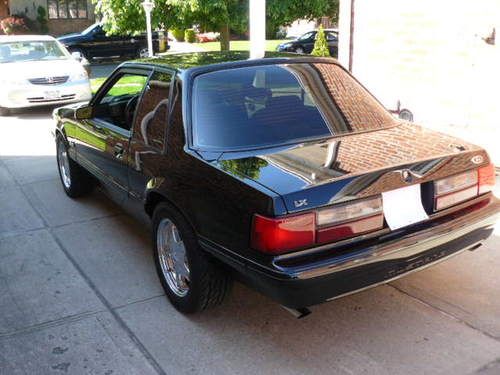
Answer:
382 184 429 230
45 90 61 99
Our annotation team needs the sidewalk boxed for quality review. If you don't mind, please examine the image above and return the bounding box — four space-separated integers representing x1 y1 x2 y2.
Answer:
161 41 205 55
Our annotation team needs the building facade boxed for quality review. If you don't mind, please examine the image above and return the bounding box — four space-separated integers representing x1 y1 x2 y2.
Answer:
2 0 95 35
338 0 499 132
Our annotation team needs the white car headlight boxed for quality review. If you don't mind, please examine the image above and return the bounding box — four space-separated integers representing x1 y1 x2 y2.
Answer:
69 70 88 82
0 77 27 86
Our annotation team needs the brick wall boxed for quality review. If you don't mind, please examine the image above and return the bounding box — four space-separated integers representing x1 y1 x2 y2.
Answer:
338 0 500 130
0 0 8 18
48 18 93 36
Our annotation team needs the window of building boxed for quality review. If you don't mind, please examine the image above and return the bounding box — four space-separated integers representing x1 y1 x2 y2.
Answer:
48 0 88 19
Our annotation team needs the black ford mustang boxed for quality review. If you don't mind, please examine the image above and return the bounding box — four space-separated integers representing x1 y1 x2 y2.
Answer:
53 52 499 316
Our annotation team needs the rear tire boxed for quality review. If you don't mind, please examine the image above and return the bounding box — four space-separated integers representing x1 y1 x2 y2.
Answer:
295 47 305 54
152 202 231 314
56 136 94 198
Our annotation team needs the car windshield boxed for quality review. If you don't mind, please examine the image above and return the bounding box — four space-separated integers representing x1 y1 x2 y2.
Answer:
297 31 315 41
82 23 100 35
0 40 68 63
192 63 396 151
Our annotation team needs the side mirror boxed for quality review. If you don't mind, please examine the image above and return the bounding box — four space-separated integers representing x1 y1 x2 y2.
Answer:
75 105 93 120
71 51 83 61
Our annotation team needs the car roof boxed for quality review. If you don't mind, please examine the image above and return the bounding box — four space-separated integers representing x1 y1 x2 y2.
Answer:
126 51 340 73
0 35 56 43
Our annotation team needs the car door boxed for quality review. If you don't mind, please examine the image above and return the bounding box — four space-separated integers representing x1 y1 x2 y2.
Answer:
127 69 175 217
74 67 151 202
303 32 317 54
325 31 339 57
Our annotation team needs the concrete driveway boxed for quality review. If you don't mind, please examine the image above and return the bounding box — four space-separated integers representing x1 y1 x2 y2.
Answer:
1 108 500 375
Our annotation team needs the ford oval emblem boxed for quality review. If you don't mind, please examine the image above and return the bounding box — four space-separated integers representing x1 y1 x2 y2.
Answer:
471 155 484 165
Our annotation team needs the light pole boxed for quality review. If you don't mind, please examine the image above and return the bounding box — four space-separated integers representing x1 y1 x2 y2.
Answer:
142 0 155 57
249 0 266 59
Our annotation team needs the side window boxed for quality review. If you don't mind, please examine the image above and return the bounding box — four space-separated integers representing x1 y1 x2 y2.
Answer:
94 73 149 131
326 32 338 41
104 74 148 99
133 70 173 149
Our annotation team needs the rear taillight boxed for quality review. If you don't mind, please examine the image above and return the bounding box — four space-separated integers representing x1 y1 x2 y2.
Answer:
251 197 383 255
251 213 316 254
478 163 495 194
434 164 495 210
316 196 383 245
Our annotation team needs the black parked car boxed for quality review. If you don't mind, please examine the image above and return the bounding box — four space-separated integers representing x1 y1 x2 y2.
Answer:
58 23 165 61
53 51 499 316
276 29 338 56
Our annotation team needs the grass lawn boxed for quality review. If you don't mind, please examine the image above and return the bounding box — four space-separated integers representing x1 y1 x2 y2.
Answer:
90 77 106 93
89 40 289 92
90 75 147 95
196 39 288 52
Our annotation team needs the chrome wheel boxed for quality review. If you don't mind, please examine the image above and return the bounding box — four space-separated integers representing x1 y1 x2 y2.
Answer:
139 48 149 58
157 218 190 297
57 142 71 189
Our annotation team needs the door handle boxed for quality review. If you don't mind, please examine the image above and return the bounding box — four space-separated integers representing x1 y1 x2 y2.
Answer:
113 143 124 159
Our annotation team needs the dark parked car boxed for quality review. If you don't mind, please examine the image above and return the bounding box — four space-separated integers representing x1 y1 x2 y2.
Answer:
53 51 499 316
277 29 338 56
58 23 165 61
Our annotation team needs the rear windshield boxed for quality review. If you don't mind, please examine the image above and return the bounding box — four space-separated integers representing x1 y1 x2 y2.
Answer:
192 63 396 151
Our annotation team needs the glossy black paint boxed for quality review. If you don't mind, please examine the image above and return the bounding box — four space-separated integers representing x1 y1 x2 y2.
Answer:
58 23 163 60
54 52 500 309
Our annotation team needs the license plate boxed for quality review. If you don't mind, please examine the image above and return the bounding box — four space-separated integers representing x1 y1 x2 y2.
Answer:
382 184 429 230
44 90 60 99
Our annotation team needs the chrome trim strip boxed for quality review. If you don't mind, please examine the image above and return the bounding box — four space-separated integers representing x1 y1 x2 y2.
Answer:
276 199 499 279
326 240 483 302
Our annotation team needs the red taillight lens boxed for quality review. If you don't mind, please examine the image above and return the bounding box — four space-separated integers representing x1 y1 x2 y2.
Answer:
251 197 384 254
478 163 495 194
251 213 315 254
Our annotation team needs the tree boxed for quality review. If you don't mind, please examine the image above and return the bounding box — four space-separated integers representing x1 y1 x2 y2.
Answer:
94 0 178 35
311 25 330 57
266 0 338 38
94 0 339 51
166 0 247 51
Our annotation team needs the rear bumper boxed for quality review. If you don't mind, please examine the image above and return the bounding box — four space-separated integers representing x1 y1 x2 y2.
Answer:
201 194 500 308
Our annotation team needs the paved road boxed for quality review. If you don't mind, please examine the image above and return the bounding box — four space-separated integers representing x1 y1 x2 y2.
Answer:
1 108 500 375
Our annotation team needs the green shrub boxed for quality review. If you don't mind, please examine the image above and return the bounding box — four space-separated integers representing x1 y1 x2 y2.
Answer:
171 28 184 42
311 25 331 57
37 6 49 34
184 28 196 43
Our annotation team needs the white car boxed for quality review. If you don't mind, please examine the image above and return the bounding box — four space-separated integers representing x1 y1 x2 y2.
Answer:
0 35 92 115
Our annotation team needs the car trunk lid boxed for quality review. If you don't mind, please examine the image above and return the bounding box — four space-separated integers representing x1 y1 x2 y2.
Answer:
216 123 490 214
